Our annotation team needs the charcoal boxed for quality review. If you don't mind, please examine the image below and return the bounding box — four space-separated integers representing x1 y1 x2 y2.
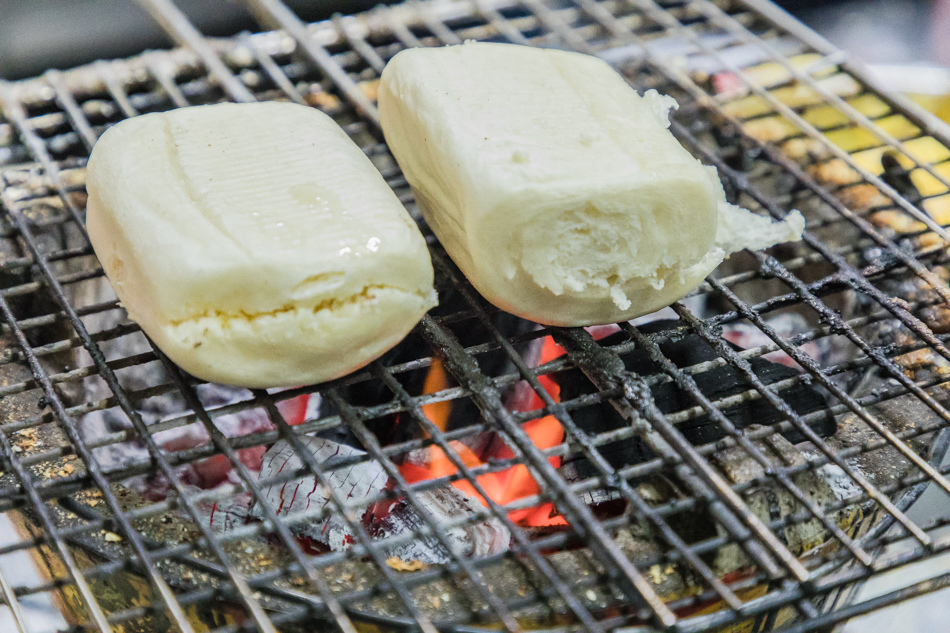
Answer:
78 295 303 494
254 435 510 562
83 379 276 494
556 320 832 480
254 436 388 550
191 489 254 533
709 426 842 574
365 485 510 564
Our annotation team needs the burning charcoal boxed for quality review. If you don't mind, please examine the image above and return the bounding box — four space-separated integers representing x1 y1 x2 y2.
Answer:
326 279 535 449
710 71 747 99
365 485 511 564
84 380 285 494
190 488 254 533
255 436 510 562
556 320 832 481
79 273 309 486
506 325 621 415
254 436 388 550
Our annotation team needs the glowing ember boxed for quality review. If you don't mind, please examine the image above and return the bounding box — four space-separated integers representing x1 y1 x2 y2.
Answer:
399 338 568 528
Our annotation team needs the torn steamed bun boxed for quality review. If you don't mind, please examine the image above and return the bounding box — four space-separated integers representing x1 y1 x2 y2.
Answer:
378 41 803 326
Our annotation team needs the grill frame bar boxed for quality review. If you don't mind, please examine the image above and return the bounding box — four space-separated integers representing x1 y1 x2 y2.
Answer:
0 1 950 632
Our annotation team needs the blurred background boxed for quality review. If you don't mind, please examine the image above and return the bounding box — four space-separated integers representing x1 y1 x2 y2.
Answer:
2 0 949 120
0 0 946 78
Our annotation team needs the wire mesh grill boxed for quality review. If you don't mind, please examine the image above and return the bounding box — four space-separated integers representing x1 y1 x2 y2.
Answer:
2 0 950 631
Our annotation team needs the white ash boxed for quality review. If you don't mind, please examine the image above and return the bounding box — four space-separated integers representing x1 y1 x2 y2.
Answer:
804 449 863 502
814 461 863 502
303 391 322 422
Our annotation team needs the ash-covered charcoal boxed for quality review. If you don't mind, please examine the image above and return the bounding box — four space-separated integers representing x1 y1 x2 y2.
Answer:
800 150 950 393
153 388 276 489
80 325 184 481
82 379 284 497
191 488 255 533
1 192 89 371
556 320 832 481
78 288 314 495
253 435 510 562
851 229 949 386
365 485 511 564
862 273 950 387
254 436 388 549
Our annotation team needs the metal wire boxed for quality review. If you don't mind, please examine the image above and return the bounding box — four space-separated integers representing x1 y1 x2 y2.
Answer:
1 1 950 632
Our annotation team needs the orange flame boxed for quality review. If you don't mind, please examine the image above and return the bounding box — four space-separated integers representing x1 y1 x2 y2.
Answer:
401 340 567 527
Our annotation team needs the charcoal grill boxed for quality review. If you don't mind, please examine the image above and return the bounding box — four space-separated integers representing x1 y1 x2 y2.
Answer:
2 0 950 631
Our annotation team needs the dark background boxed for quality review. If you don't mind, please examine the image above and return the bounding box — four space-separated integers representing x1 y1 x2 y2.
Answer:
0 0 944 79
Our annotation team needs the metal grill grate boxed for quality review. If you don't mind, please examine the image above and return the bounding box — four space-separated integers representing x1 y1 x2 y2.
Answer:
2 1 950 632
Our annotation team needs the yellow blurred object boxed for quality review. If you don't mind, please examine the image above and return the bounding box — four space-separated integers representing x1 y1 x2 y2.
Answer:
907 93 950 125
718 58 950 250
719 59 950 178
865 64 950 125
